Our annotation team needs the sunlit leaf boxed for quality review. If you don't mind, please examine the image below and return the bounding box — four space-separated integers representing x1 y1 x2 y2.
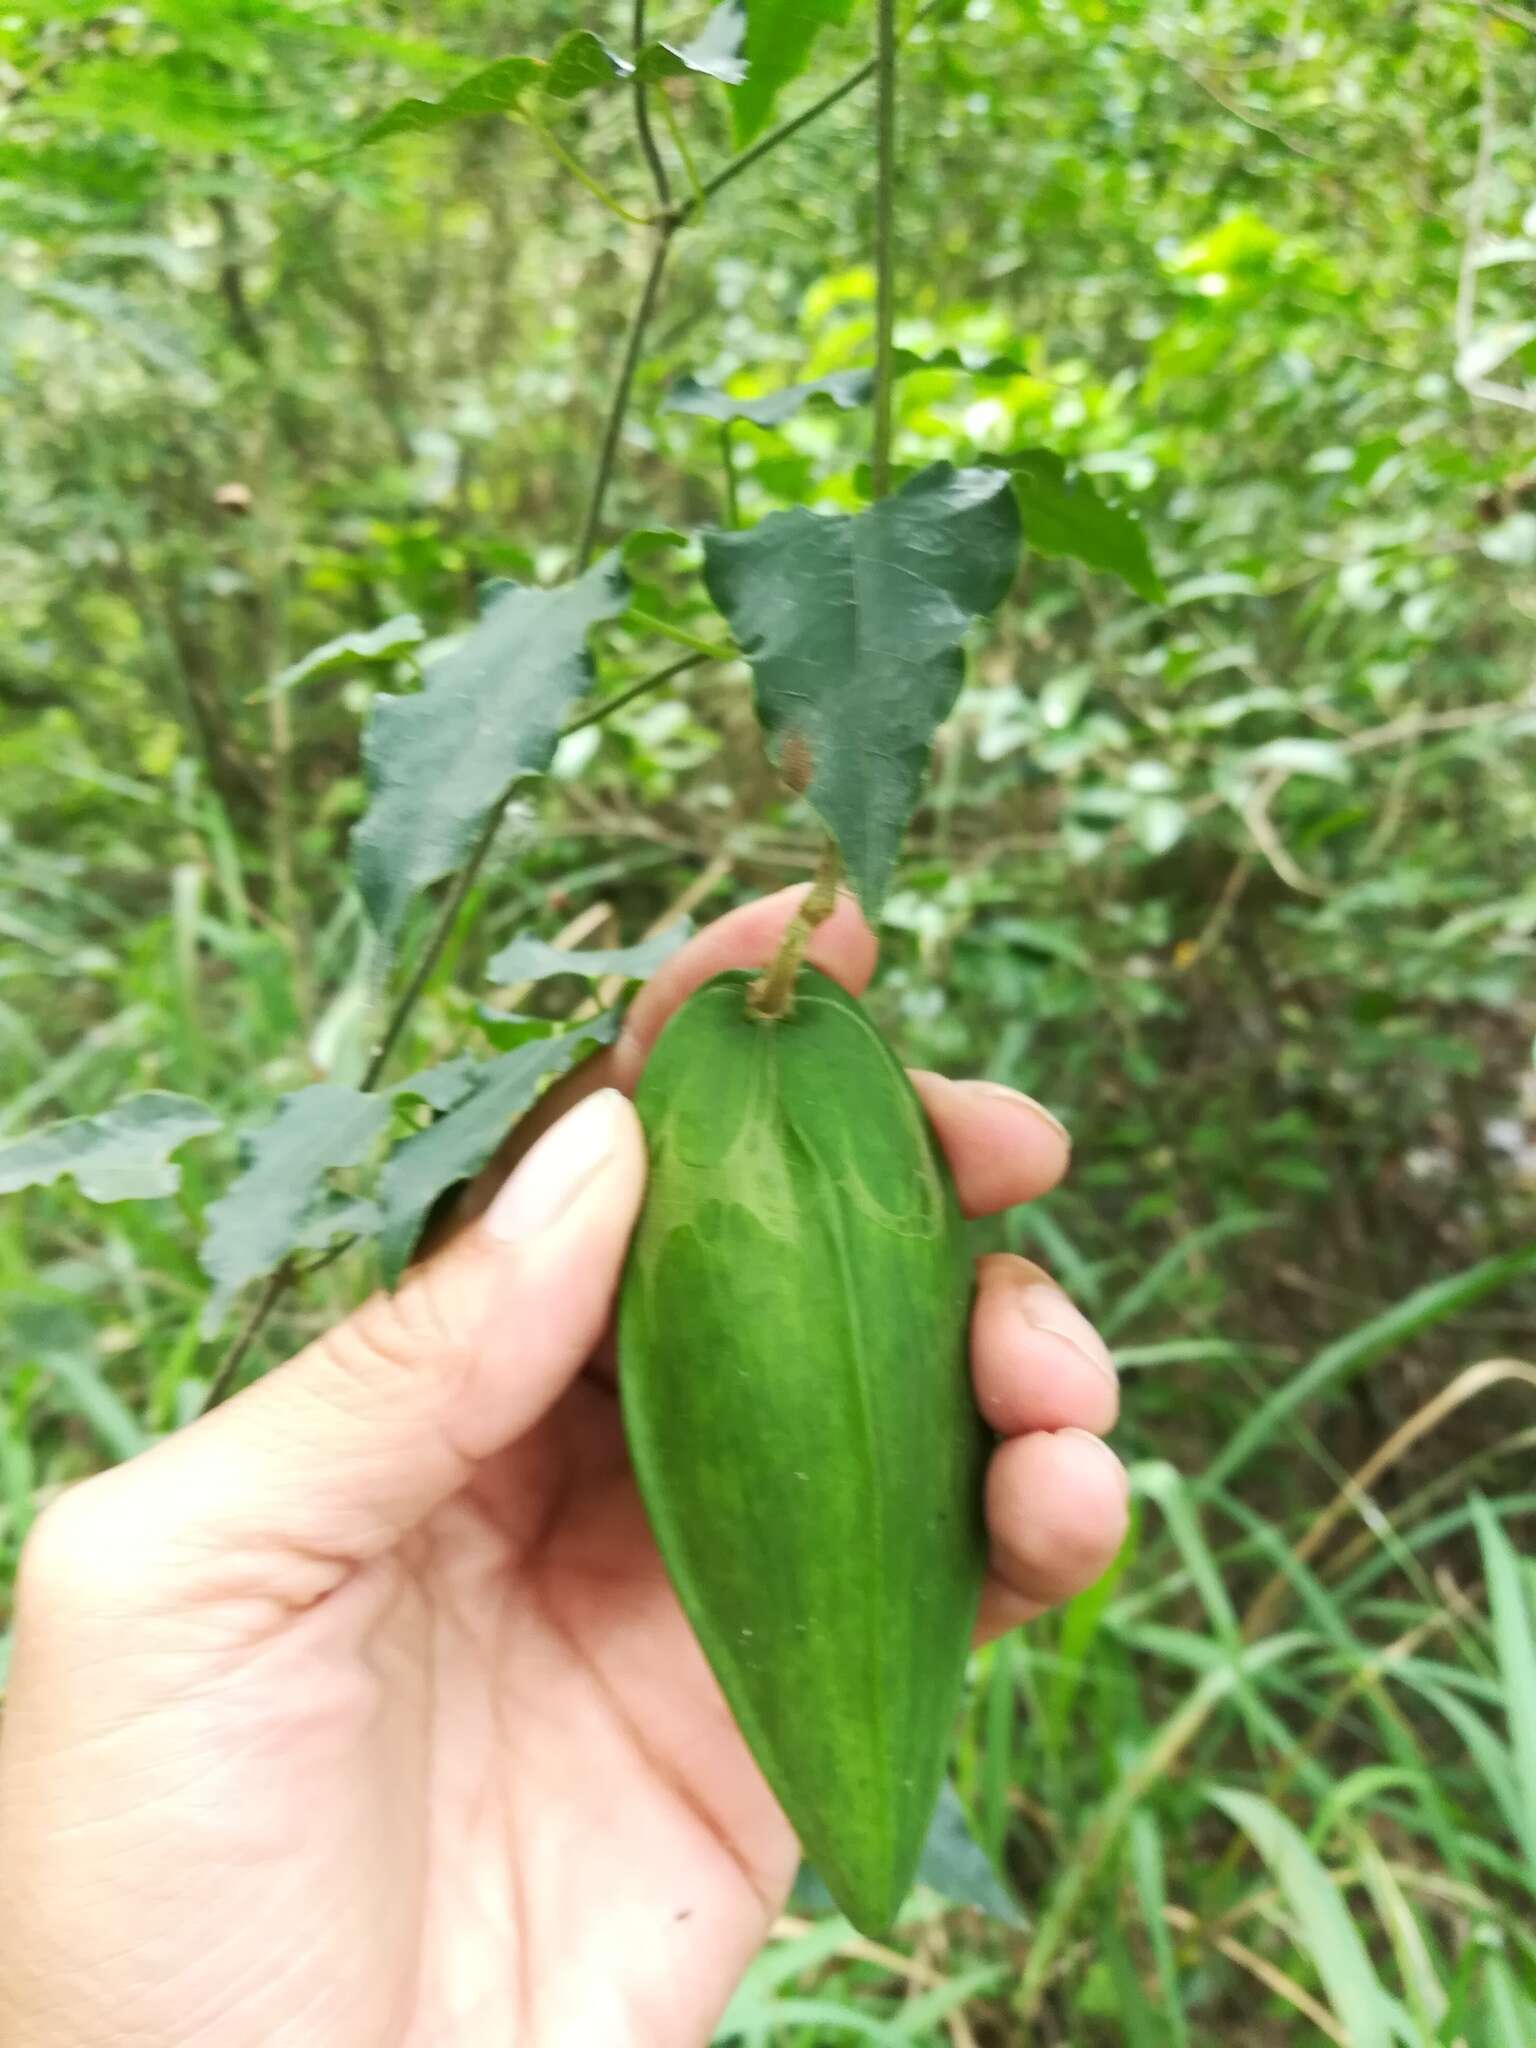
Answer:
0 1092 220 1204
637 3 748 84
485 922 691 986
665 350 1030 431
1002 449 1163 602
199 1085 392 1332
731 0 856 147
374 1020 616 1284
702 462 1020 912
351 555 628 944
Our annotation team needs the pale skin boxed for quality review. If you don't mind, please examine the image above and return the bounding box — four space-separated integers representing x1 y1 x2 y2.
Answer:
0 889 1129 2048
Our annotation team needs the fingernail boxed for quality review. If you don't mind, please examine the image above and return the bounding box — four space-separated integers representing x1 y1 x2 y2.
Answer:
968 1081 1071 1146
1016 1279 1116 1382
1058 1427 1129 1492
484 1089 625 1243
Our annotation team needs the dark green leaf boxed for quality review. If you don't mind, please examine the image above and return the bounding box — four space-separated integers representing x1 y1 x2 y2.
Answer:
391 1056 486 1114
271 614 425 698
375 1020 616 1285
199 1085 392 1332
351 555 628 944
1001 450 1163 602
484 921 691 986
343 57 542 153
731 0 856 147
0 1093 221 1204
702 462 1020 912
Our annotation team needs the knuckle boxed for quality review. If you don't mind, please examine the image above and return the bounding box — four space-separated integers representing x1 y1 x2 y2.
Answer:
17 1476 132 1614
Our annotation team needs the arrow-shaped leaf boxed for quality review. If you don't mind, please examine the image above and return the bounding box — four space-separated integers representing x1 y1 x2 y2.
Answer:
351 555 628 945
0 1092 220 1204
702 462 1020 913
199 1085 392 1332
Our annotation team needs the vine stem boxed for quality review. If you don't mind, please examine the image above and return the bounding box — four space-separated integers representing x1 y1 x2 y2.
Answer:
630 0 673 210
575 225 675 571
747 838 842 1019
748 0 903 1014
870 0 899 499
203 11 933 1399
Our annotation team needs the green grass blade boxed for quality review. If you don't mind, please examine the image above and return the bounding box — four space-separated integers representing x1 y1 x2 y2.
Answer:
1472 1495 1536 1874
1205 1248 1536 1491
1207 1786 1394 2048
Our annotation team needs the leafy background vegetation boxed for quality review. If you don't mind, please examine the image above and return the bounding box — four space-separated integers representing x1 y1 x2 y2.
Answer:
3 0 1535 2039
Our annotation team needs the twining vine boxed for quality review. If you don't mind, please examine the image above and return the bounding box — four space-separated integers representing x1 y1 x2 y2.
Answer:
206 6 922 1401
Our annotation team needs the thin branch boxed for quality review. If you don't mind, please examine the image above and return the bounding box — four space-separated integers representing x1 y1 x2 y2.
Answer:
575 225 675 569
870 0 899 498
630 0 673 210
685 56 876 216
560 649 705 735
622 607 736 660
526 112 650 226
683 0 946 220
204 1263 295 1408
718 420 740 528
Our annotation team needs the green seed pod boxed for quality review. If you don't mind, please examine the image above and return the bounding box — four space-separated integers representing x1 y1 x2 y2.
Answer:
618 967 987 1936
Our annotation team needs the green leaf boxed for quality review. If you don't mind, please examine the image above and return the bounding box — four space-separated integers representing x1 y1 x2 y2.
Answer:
374 1021 615 1285
731 0 856 147
543 29 629 101
199 1085 392 1333
351 556 628 944
1001 450 1163 602
637 3 749 84
1207 1788 1393 2048
0 1092 221 1204
666 367 873 428
270 614 425 698
702 462 1020 913
484 921 691 986
344 56 542 152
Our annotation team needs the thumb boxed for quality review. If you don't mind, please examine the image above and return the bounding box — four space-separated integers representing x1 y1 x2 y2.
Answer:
81 1088 647 1604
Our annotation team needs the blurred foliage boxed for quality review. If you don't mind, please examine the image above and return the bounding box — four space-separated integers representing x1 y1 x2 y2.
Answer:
2 0 1535 2038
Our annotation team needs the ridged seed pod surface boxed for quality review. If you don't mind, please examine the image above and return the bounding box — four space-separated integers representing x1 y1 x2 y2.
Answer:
618 966 987 1935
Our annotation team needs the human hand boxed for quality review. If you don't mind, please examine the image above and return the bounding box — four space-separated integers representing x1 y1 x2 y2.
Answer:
0 889 1128 2048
